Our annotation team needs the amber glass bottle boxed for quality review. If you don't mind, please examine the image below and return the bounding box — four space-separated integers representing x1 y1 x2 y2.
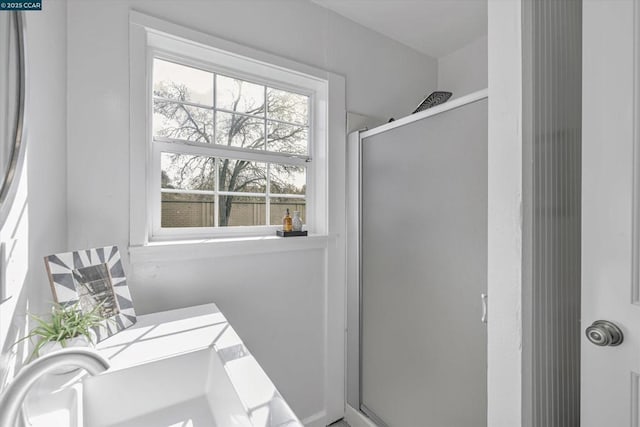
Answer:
283 208 293 232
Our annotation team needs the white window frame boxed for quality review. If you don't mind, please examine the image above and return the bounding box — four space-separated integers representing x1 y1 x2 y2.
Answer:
129 12 332 244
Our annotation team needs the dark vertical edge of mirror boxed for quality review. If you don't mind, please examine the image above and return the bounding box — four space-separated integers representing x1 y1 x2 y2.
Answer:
0 11 26 228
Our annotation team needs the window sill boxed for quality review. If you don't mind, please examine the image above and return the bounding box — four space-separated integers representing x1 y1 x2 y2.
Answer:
128 234 330 264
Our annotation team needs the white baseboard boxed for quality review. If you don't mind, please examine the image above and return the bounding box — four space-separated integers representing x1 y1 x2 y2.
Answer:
302 410 327 427
345 404 378 427
302 405 376 427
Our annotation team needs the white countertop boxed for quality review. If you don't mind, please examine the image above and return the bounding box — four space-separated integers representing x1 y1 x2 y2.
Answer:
25 303 302 427
97 303 231 370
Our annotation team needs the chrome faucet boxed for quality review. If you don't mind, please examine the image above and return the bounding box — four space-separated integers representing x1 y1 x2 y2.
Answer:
0 347 110 426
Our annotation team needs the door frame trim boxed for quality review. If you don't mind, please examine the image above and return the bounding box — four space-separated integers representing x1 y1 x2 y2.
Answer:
631 0 640 306
487 1 526 426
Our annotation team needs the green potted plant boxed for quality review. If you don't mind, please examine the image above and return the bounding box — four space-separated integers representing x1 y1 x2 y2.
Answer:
16 302 104 362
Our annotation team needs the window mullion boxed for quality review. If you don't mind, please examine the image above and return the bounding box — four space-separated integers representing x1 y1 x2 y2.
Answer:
212 71 217 147
266 164 271 226
218 191 266 197
212 72 218 229
212 107 305 128
264 85 268 151
152 95 214 111
214 157 219 227
264 85 269 226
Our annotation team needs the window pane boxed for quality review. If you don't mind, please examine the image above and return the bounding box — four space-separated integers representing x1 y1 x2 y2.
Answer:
216 75 265 115
161 192 215 228
153 59 213 106
161 153 215 191
270 197 306 226
267 88 309 125
219 159 267 194
219 196 266 227
267 121 308 155
216 112 265 150
269 164 306 195
154 101 213 143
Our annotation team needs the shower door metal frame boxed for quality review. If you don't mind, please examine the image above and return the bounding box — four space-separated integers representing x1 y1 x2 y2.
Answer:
346 89 489 427
347 129 391 427
346 128 363 410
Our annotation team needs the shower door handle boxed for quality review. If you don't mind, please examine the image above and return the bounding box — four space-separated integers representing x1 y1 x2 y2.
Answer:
585 320 624 347
481 293 488 323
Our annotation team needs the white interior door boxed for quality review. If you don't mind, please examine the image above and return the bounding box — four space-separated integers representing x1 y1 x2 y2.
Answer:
582 1 640 425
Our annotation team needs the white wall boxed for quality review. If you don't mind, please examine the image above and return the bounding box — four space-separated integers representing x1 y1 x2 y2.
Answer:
0 3 68 387
438 35 488 98
65 1 437 424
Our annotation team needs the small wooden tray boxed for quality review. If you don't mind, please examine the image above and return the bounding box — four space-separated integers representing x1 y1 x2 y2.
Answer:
276 230 308 237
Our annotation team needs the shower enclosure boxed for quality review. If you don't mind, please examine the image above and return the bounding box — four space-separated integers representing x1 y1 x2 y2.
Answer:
347 90 488 427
